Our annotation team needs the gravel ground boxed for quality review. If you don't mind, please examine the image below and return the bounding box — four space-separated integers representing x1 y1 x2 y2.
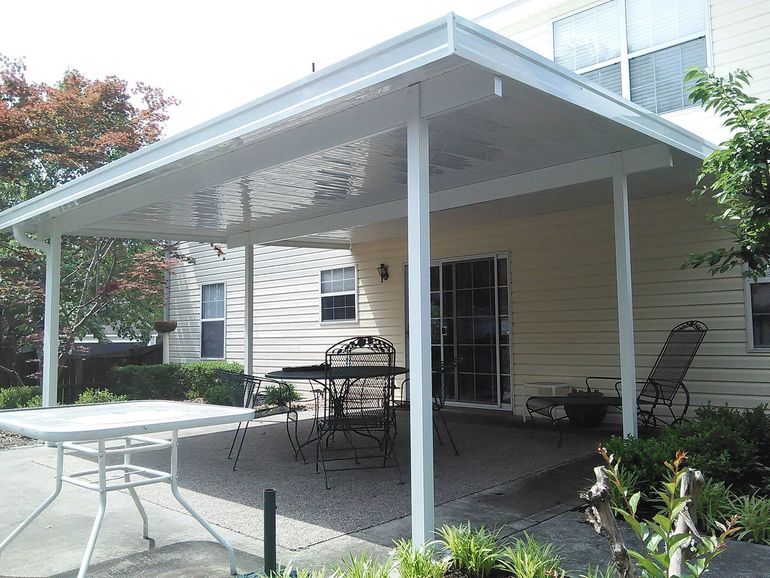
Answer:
0 429 39 450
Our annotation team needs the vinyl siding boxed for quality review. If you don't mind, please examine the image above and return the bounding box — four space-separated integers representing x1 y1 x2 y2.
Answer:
170 192 770 415
488 0 770 145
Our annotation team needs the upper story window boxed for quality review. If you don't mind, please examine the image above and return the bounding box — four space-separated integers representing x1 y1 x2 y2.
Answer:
201 282 225 358
320 266 357 323
554 0 708 114
747 277 770 351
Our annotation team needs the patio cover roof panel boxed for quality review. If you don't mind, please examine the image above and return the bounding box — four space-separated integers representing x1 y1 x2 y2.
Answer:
0 14 714 244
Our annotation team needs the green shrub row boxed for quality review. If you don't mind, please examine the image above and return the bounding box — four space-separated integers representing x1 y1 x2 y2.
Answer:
260 525 563 578
604 403 770 496
0 386 40 409
107 361 243 401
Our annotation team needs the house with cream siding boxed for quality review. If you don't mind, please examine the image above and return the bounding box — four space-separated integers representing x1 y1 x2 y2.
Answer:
167 0 770 419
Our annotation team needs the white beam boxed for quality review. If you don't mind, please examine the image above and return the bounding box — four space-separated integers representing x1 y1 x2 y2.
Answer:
613 174 638 438
407 85 434 546
230 144 671 248
244 244 254 375
43 230 62 407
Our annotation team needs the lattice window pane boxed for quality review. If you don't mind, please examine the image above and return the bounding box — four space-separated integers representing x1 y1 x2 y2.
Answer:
581 62 623 95
627 0 707 53
554 0 620 71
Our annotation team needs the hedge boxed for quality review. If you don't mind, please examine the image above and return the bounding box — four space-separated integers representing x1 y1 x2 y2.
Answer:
107 361 243 401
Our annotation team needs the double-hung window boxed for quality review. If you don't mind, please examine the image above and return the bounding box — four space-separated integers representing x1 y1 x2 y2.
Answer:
320 266 356 323
553 0 709 114
201 283 225 358
747 277 770 350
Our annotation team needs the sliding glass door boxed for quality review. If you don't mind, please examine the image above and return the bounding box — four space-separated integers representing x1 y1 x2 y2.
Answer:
408 253 511 408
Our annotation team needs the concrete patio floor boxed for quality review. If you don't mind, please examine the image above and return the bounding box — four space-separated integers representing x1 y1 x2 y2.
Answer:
1 410 767 577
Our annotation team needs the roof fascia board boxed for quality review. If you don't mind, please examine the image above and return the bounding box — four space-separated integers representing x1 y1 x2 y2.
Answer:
230 144 671 247
450 15 715 161
0 15 458 234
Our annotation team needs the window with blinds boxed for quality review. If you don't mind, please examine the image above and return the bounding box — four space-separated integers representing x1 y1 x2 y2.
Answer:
748 279 770 350
553 0 708 113
201 283 225 358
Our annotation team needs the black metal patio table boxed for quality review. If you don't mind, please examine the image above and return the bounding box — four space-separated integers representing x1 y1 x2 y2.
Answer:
265 365 407 462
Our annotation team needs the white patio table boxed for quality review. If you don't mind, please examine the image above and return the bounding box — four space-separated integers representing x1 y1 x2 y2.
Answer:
0 400 255 577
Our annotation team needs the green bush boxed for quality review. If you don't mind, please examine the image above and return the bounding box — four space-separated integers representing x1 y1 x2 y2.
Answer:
731 493 770 545
496 534 561 578
604 403 770 497
178 360 242 399
0 386 40 409
264 382 302 406
203 381 233 406
436 522 501 578
392 539 446 578
697 480 734 533
75 388 128 404
107 361 243 401
25 394 42 408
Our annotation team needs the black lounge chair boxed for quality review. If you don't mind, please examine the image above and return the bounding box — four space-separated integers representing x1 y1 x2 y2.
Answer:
526 320 708 446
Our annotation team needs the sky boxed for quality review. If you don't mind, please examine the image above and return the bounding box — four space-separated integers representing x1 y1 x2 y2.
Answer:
2 1 510 136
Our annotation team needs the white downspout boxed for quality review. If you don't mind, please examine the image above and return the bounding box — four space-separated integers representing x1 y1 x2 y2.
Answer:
13 225 61 407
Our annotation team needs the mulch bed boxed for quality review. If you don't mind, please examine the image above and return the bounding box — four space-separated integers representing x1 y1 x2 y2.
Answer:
0 429 39 450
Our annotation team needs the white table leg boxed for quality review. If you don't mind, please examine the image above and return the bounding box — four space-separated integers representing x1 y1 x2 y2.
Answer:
124 437 150 539
169 431 237 576
0 442 64 554
78 439 107 578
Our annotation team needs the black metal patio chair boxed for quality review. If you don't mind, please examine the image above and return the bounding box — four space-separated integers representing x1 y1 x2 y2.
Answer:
602 319 708 428
315 336 402 489
398 358 461 455
526 320 708 445
213 370 300 471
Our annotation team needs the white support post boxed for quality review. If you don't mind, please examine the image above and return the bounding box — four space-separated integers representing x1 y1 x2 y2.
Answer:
42 230 62 407
612 174 638 438
244 243 254 375
407 84 434 546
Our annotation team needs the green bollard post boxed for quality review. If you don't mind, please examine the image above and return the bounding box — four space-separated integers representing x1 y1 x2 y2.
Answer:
264 488 277 577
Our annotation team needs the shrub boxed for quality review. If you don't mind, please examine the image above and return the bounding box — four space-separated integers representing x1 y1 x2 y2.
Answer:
107 361 242 401
595 449 738 578
335 551 393 578
264 382 302 406
696 480 734 533
108 364 186 400
203 381 232 406
496 534 562 578
75 388 128 404
436 522 501 578
178 360 242 399
604 403 770 497
392 539 446 578
0 386 40 409
731 493 770 545
25 394 42 408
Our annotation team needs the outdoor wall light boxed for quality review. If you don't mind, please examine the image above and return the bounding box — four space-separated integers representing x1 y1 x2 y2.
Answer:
377 263 390 283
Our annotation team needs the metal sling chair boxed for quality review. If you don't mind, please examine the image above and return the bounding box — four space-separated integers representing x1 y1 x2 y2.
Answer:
587 319 708 428
315 336 403 489
213 370 300 471
527 320 707 446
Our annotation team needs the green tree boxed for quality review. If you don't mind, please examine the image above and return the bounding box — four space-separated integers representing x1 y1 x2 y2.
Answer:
683 69 770 279
0 54 178 384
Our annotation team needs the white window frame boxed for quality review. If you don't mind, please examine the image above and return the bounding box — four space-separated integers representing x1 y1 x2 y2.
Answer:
200 281 226 360
744 275 770 353
319 265 358 325
552 0 713 106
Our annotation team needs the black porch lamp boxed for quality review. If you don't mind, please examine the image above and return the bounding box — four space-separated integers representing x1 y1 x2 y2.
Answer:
377 263 390 283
